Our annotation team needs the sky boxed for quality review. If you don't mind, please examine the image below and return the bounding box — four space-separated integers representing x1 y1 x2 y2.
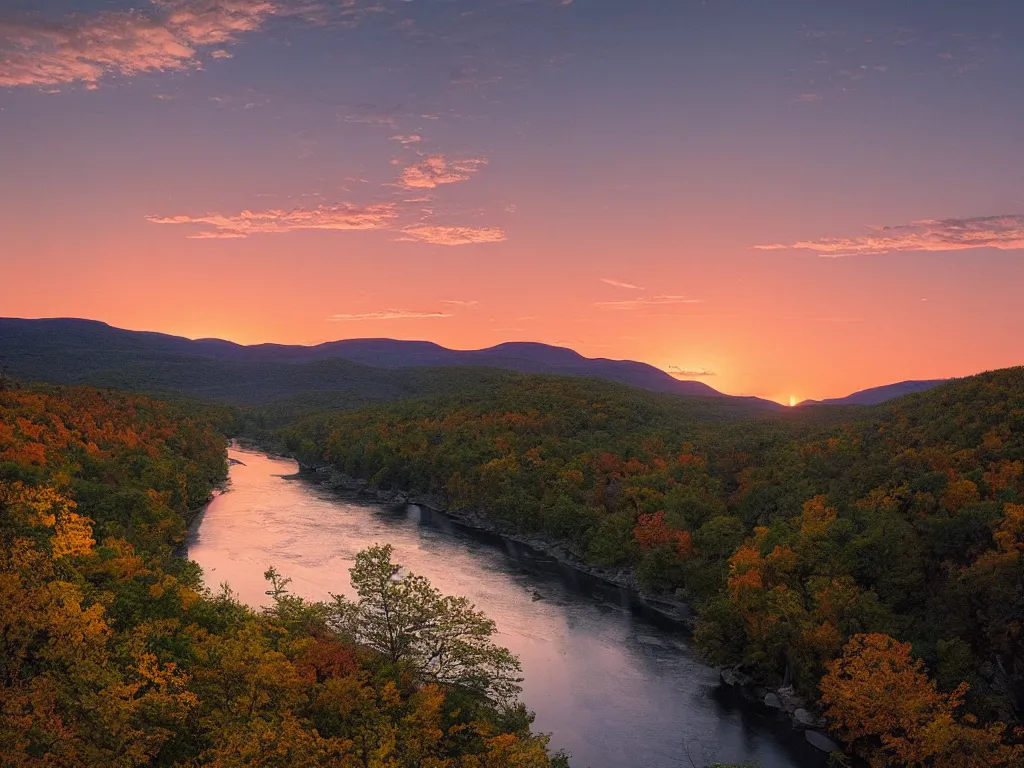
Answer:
1 0 1023 404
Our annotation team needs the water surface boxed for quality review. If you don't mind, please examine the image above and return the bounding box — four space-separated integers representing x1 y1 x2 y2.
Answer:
188 447 822 768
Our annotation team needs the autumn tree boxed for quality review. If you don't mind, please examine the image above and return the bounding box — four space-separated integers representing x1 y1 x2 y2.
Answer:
820 633 1024 767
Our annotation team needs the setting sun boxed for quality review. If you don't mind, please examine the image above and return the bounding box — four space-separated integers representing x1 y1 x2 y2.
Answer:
790 395 797 407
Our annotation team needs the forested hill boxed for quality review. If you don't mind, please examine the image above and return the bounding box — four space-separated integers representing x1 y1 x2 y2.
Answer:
0 317 780 406
798 378 949 406
0 381 566 766
274 368 1024 766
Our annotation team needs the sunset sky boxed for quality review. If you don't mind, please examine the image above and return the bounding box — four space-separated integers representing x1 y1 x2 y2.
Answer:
2 0 1023 403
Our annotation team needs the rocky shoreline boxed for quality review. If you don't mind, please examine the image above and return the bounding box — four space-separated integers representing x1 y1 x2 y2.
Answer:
276 453 842 757
718 668 840 755
298 462 695 624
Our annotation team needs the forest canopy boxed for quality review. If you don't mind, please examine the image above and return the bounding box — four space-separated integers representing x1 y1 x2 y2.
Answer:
0 383 566 767
273 368 1024 765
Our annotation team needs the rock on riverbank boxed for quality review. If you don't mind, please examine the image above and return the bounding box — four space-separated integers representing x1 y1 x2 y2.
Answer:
718 668 841 755
303 464 694 625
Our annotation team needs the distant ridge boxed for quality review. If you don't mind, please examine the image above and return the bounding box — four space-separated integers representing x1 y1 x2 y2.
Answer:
798 379 949 407
0 317 779 408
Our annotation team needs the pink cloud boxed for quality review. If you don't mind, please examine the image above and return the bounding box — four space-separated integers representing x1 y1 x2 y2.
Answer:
398 155 487 189
0 13 196 87
756 214 1024 257
157 0 281 46
594 296 703 310
0 0 314 88
147 201 398 238
667 366 716 379
328 310 453 321
398 225 506 246
601 277 644 290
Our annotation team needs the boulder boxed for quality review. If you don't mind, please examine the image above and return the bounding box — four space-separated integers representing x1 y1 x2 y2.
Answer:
775 685 805 713
792 708 816 728
763 692 782 709
805 730 840 753
719 667 751 687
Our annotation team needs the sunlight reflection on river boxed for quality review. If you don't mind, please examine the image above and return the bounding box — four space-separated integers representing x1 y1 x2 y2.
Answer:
188 447 822 768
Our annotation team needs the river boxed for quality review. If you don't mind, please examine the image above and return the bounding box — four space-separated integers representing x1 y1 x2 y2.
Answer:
187 447 825 768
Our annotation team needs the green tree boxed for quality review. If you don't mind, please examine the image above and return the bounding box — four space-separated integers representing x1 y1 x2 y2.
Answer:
330 544 524 705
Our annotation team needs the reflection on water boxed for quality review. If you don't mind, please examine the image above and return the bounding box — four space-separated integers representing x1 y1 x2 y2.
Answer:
188 447 823 768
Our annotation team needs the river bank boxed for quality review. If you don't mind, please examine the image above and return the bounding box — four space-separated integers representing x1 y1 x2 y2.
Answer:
295 460 695 625
275 453 840 756
191 445 831 768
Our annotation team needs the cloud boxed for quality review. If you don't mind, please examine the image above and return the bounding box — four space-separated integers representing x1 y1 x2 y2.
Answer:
210 48 233 58
147 201 398 238
601 277 644 290
667 366 716 379
439 299 480 307
399 155 487 189
755 214 1024 257
327 310 454 321
398 225 506 246
157 0 284 46
594 295 703 310
0 0 313 88
390 134 422 145
0 13 196 87
344 113 398 129
796 92 823 102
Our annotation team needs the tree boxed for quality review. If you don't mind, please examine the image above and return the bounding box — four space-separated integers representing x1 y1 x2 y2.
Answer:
820 633 1024 767
329 544 523 705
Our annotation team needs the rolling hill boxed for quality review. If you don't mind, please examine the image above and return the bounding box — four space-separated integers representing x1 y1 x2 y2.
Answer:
0 317 779 411
798 379 949 407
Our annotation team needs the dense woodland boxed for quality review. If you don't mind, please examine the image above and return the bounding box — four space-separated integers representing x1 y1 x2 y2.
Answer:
5 358 1024 767
0 381 567 767
274 370 1024 766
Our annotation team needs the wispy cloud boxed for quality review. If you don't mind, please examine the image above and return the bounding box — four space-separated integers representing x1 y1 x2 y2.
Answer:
399 155 487 189
327 310 453 321
594 295 703 310
158 0 295 46
147 201 398 238
756 214 1024 257
440 299 480 307
0 0 318 88
601 277 644 290
398 225 506 246
667 366 716 379
390 134 422 145
343 113 398 129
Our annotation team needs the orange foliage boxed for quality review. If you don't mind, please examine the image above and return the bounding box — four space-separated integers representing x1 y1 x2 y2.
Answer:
799 495 837 538
941 479 981 513
633 511 694 557
821 634 1024 768
985 460 1024 494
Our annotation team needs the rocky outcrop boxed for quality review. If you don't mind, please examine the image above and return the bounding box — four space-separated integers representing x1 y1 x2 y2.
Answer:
296 464 694 625
805 730 840 753
718 668 838 755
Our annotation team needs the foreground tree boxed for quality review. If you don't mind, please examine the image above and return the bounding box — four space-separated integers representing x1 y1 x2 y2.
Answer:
327 544 524 705
820 633 1024 767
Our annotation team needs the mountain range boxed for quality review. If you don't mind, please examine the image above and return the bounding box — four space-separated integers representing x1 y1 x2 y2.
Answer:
797 379 949 407
0 317 950 409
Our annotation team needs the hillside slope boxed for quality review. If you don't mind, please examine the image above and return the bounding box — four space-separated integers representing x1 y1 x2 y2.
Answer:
800 378 949 406
0 317 779 409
